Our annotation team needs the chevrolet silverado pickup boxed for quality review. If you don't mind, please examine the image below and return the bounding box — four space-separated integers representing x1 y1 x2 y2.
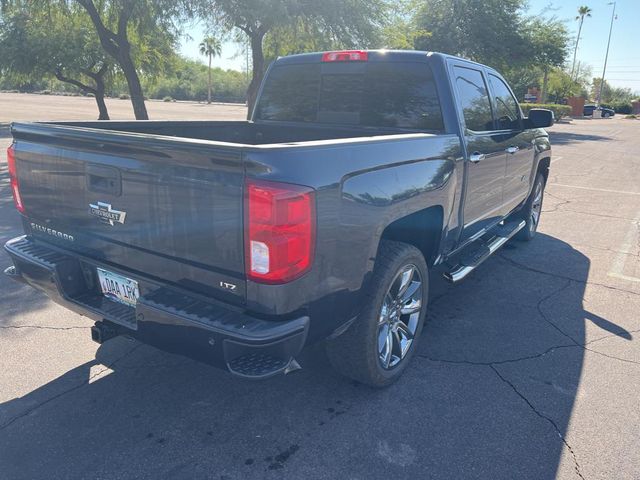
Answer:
4 50 553 387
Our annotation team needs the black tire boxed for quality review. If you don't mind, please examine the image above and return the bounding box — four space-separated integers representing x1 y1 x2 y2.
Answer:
603 112 610 118
325 240 428 387
515 172 546 241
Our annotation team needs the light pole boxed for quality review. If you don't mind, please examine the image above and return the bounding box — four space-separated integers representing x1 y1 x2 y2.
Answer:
597 1 617 106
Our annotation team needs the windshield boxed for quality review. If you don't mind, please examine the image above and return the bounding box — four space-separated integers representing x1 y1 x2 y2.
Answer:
254 61 444 132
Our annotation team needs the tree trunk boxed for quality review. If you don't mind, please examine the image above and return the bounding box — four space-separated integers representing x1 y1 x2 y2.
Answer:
541 68 549 104
571 18 584 80
54 68 110 120
94 73 109 120
76 0 148 120
247 31 266 118
208 54 212 104
119 48 148 120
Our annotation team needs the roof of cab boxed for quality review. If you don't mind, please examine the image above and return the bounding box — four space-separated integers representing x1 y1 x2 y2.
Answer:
273 49 491 70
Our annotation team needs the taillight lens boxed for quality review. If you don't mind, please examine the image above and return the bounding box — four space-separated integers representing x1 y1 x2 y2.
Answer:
7 145 25 213
246 179 316 284
322 50 368 62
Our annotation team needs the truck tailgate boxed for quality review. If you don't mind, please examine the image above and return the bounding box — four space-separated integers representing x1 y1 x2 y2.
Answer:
11 123 246 303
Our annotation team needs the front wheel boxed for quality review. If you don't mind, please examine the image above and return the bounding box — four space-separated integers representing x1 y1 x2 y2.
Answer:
325 240 428 387
515 172 546 241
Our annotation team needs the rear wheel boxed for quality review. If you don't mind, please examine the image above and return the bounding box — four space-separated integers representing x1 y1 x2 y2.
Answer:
325 240 428 387
515 172 545 241
603 112 610 118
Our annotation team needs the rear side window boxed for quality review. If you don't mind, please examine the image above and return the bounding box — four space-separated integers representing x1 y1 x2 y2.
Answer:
255 62 444 131
453 66 493 132
489 74 521 130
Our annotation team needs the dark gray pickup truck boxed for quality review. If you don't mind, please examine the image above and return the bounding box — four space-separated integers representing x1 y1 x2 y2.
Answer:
4 50 553 386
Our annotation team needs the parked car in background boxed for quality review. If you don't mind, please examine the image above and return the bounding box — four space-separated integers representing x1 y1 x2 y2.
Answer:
584 104 615 117
4 50 554 387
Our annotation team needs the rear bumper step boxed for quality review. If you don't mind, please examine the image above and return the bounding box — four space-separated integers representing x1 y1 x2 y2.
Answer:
444 220 525 283
4 236 309 379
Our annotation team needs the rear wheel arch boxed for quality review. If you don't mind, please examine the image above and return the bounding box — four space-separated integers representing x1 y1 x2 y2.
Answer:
377 205 444 268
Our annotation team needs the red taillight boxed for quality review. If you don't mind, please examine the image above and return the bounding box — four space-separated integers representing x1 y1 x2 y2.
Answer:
7 145 25 213
322 50 368 62
246 179 316 284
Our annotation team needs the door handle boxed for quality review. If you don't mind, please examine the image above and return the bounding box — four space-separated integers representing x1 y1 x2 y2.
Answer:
86 164 122 196
469 152 486 163
506 146 520 154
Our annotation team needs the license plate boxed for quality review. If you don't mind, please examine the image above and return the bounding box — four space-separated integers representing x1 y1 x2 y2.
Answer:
97 268 139 308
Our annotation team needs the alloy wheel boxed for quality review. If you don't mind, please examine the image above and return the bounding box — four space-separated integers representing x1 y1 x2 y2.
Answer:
377 264 423 369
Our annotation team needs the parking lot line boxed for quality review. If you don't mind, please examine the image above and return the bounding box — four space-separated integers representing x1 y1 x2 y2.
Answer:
608 209 640 283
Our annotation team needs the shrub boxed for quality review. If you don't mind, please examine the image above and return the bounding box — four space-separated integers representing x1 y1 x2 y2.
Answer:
42 90 51 95
625 114 637 119
610 102 632 114
118 93 130 100
520 103 572 119
162 96 173 102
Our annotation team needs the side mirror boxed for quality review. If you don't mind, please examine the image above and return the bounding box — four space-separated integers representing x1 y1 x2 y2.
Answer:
526 108 554 128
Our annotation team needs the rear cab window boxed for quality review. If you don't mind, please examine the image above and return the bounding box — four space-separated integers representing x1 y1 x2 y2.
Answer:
255 61 445 132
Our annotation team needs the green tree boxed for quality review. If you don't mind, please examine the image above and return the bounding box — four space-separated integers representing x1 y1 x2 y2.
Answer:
571 5 592 80
75 0 184 120
525 17 570 103
2 0 186 120
199 36 222 104
412 0 530 70
591 78 634 104
0 6 112 119
200 0 386 114
546 68 581 103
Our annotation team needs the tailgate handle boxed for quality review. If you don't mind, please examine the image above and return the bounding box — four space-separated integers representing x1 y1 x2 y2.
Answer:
86 164 122 196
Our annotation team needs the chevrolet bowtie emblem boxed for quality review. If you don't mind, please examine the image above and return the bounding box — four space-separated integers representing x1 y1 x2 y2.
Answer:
89 202 127 226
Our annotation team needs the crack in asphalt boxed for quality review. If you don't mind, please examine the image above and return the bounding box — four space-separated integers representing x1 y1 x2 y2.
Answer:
582 346 640 366
497 254 640 297
0 343 142 432
489 365 586 480
420 260 639 479
417 343 578 367
586 328 640 345
542 191 572 214
0 324 88 331
555 208 640 222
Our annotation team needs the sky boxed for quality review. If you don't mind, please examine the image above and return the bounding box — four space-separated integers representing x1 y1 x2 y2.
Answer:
179 0 640 93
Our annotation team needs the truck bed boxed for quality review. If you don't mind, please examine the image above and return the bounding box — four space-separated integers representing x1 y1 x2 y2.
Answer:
43 120 409 146
10 120 449 311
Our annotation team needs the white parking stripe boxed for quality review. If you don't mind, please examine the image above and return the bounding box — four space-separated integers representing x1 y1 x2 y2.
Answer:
608 209 640 283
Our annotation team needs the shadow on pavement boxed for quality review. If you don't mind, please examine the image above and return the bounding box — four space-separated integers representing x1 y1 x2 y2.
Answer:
0 233 624 479
548 131 613 146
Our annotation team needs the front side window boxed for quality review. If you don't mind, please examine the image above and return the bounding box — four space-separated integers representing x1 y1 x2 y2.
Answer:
453 66 493 132
489 74 521 130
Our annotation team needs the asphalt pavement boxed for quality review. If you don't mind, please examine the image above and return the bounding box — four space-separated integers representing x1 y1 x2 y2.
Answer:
0 116 639 479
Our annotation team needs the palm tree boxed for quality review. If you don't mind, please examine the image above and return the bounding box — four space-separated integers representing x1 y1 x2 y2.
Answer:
571 6 592 80
199 36 222 104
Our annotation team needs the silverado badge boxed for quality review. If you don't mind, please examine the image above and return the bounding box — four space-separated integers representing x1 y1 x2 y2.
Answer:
89 202 127 226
